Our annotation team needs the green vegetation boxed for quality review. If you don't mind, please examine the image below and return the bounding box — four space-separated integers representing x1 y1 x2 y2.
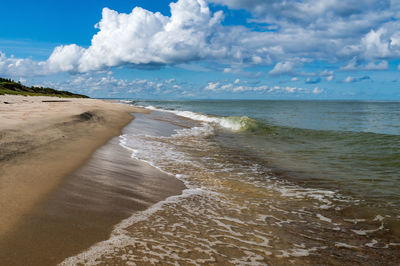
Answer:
0 77 89 98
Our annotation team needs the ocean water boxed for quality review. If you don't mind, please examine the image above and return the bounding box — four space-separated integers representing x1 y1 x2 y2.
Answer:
63 100 400 265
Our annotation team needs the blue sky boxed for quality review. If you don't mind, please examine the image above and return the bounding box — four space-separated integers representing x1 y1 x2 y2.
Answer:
1 0 399 99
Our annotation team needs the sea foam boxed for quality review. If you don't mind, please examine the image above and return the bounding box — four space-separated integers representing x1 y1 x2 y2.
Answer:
144 105 257 131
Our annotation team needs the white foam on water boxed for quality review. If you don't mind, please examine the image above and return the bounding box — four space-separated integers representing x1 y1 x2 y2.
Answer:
365 239 378 247
139 105 359 215
143 105 254 131
119 134 139 157
335 242 360 249
351 221 384 236
316 214 332 223
118 133 196 188
171 123 215 138
118 100 133 104
277 246 321 258
60 188 206 265
343 218 366 224
230 252 270 265
273 186 337 207
374 214 385 222
345 215 387 241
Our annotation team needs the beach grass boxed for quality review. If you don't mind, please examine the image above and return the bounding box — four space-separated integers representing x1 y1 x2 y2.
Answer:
0 77 88 98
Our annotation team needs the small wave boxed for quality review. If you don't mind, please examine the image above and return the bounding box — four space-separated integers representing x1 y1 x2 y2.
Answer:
172 124 215 138
143 105 260 131
118 100 134 104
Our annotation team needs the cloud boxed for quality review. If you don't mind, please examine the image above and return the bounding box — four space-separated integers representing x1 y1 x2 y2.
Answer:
298 69 333 78
77 1 227 71
343 75 371 83
203 81 269 93
270 61 331 77
209 0 392 27
340 57 360 70
47 44 85 72
1 0 400 78
1 0 232 75
343 76 356 83
341 57 389 70
220 83 233 90
204 81 220 91
211 0 400 62
267 86 300 94
319 70 334 77
360 29 391 59
364 61 389 70
269 61 296 76
0 52 48 77
200 79 323 95
313 87 323 94
290 77 298 81
305 77 321 84
39 72 192 97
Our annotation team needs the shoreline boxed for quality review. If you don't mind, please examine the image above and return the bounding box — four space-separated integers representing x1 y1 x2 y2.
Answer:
61 107 400 265
2 97 399 264
0 95 145 238
0 137 185 266
0 95 185 265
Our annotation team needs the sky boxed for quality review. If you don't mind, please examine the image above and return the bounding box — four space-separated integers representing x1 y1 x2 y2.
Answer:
1 0 400 100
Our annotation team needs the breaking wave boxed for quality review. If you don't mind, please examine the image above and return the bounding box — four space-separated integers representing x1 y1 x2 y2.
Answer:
144 105 260 132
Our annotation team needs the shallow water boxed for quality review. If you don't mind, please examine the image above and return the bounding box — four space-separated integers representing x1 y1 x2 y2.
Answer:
62 103 400 265
133 100 400 216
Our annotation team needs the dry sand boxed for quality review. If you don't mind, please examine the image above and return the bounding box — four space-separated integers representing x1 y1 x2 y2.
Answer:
0 95 144 237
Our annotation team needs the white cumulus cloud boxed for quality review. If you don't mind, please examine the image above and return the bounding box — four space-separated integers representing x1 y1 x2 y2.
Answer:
1 0 400 78
47 44 85 72
204 81 220 91
313 87 323 94
0 52 47 77
343 76 356 83
364 61 388 70
77 0 227 71
269 61 296 76
361 29 391 59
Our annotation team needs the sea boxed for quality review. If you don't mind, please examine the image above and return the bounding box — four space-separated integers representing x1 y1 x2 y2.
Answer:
63 100 400 265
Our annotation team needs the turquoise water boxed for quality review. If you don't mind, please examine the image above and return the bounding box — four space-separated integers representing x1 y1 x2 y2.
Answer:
133 100 400 214
134 100 400 135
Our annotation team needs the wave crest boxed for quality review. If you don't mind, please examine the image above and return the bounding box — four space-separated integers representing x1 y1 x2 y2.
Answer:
143 105 260 131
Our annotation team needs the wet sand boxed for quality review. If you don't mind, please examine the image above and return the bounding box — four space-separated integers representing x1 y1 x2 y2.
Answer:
0 95 184 265
0 136 185 265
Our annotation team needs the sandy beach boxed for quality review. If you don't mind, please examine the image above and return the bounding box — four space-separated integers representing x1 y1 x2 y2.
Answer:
0 95 185 265
2 0 400 264
2 96 400 265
